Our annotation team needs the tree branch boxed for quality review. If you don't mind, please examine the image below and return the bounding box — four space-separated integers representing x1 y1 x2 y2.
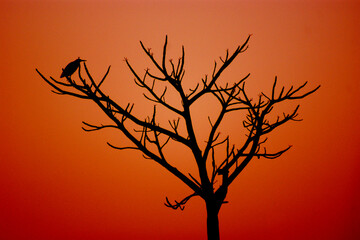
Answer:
165 192 198 210
188 34 252 105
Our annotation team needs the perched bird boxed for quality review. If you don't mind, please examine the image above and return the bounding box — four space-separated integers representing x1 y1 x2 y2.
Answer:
60 58 86 78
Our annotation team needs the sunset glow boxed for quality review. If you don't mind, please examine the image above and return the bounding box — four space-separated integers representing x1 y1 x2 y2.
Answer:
1 0 359 239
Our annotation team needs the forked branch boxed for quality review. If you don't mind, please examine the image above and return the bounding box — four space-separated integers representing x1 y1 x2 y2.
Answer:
165 193 198 210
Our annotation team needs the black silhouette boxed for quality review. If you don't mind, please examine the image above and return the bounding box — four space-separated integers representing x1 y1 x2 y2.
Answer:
60 58 86 78
36 35 320 240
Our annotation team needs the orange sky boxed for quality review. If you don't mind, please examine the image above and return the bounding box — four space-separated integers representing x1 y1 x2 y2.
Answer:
1 0 360 239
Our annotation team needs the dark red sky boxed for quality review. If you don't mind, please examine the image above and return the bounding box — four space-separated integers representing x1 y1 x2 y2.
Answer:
1 0 359 239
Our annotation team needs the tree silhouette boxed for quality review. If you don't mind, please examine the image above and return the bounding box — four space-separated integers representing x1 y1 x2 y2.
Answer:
36 35 320 240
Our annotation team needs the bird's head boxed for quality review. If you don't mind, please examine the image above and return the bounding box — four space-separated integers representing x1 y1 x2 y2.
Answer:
76 57 86 63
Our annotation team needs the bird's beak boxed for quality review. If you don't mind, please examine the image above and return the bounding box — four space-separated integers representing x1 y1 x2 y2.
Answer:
80 59 86 62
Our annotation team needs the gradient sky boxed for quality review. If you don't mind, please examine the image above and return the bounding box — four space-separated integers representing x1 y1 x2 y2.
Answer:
1 0 360 239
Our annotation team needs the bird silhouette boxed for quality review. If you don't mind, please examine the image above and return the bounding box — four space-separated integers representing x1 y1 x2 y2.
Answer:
60 58 86 78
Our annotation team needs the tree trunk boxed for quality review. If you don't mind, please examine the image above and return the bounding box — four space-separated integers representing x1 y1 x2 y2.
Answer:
206 200 220 240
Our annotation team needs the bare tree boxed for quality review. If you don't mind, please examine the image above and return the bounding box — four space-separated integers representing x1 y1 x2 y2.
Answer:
36 35 320 240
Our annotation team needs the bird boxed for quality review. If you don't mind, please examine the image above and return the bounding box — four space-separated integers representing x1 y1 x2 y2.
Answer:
60 58 86 78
